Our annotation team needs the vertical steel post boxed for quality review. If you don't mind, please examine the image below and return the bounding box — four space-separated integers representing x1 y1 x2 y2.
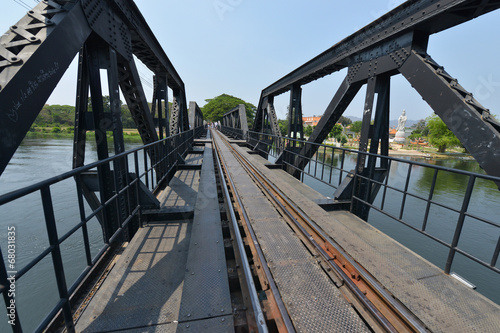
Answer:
75 174 92 266
445 176 475 274
86 40 118 241
353 77 376 219
73 46 90 169
288 84 304 142
108 50 130 231
41 187 75 333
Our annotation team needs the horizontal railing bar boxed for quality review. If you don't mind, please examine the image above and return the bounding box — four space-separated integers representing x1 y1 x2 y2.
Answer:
464 211 500 228
14 245 54 280
352 195 453 249
0 131 193 205
454 248 500 274
91 244 111 266
34 299 66 333
108 206 140 245
247 131 500 183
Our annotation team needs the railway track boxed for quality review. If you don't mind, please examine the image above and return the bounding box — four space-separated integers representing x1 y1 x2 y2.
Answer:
213 130 430 333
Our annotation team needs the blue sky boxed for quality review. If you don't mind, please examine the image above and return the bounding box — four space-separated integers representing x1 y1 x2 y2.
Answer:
2 0 499 121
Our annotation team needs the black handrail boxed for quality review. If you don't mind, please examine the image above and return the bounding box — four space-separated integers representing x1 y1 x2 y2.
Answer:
0 127 204 332
247 130 500 281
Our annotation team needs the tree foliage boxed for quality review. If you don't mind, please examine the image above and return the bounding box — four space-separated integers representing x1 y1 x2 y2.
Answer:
426 114 461 153
33 96 138 129
304 125 314 137
338 116 352 127
201 94 256 126
350 121 363 135
278 119 288 136
329 124 343 139
34 104 75 127
409 119 429 140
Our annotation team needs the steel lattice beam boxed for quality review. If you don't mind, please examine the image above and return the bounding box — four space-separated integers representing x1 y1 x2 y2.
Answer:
0 1 91 176
400 51 500 180
0 0 188 177
255 0 500 183
261 0 500 98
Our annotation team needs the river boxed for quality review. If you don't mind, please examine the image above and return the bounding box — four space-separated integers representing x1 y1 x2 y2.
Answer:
0 138 498 331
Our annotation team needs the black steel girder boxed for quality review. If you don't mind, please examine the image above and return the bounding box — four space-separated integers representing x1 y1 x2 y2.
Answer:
399 51 500 180
222 104 249 139
189 101 204 129
0 1 92 176
255 0 500 184
0 0 188 177
261 0 500 98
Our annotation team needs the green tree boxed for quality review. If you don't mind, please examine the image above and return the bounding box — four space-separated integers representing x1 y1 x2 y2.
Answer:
34 104 75 126
350 121 363 136
409 119 430 140
426 114 461 153
201 94 256 126
278 119 288 136
339 116 352 127
304 125 314 137
329 124 343 140
340 135 348 146
89 96 139 129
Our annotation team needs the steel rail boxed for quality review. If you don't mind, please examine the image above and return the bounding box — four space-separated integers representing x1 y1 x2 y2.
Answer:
213 131 296 333
217 131 430 333
213 139 268 333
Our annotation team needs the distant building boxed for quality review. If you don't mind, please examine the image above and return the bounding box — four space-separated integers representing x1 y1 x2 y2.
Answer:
303 116 322 127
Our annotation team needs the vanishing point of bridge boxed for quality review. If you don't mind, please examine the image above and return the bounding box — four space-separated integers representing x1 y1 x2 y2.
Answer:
1 1 500 332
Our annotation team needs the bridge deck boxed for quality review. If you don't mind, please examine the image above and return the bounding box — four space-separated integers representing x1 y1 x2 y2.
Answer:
75 144 233 332
226 133 500 333
75 131 500 332
213 132 371 332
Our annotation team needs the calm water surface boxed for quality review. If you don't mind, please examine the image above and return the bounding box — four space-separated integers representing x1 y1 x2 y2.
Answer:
0 138 499 331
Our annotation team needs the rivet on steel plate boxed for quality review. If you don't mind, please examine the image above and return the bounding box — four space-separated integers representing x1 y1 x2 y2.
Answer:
221 318 225 322
221 308 224 312
186 324 190 328
191 272 195 275
187 313 191 317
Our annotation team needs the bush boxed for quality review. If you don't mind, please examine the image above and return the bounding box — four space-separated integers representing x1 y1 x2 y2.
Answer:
51 126 61 133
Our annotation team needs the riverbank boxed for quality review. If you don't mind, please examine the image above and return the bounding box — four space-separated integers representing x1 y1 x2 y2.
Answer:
25 128 144 142
388 145 473 160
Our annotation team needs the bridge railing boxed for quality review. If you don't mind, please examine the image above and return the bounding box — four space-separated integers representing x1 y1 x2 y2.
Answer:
221 125 244 140
248 131 500 289
194 124 207 139
0 129 198 332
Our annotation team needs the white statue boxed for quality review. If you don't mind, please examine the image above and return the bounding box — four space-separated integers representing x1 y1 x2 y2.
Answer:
397 109 407 132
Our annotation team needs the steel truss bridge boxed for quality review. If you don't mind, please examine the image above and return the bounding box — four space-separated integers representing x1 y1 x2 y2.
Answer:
1 1 500 332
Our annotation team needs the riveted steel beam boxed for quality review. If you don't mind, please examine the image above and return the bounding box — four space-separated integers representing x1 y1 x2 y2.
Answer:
223 105 249 137
0 1 92 176
261 0 500 98
399 51 500 181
